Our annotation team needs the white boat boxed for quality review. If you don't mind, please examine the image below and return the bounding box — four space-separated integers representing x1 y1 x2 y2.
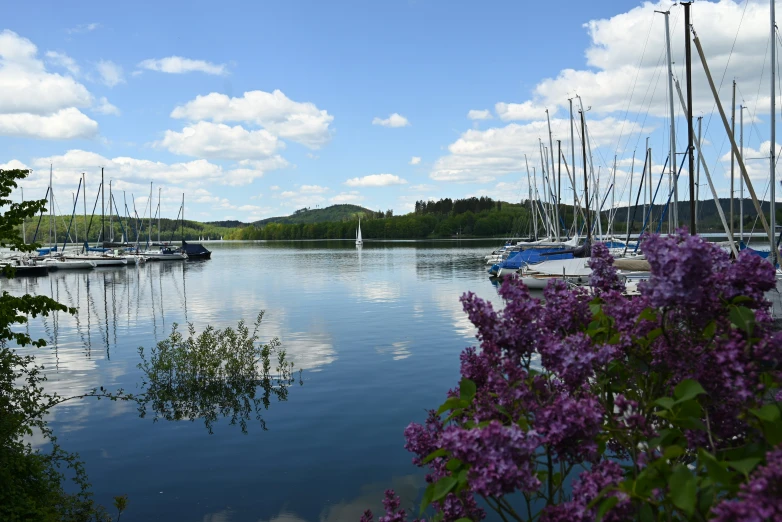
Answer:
356 219 363 246
42 258 96 270
518 258 593 289
141 246 187 261
64 254 128 267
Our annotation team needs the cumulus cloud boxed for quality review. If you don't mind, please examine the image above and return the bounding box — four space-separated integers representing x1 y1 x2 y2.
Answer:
0 159 29 170
94 97 120 116
170 89 333 149
45 51 79 75
330 191 364 204
409 156 421 165
495 101 552 121
0 30 98 139
372 113 410 127
431 117 646 183
28 149 282 189
138 56 227 75
299 184 329 193
345 174 407 187
467 109 492 120
95 60 124 87
158 121 283 160
0 108 98 139
66 23 100 35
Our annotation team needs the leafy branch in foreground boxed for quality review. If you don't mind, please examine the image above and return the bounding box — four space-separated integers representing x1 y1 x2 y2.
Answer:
137 311 297 434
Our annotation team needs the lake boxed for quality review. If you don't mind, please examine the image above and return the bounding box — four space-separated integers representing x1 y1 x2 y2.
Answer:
8 240 507 522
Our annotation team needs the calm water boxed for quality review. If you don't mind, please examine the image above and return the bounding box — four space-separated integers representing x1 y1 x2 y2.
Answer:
7 240 507 522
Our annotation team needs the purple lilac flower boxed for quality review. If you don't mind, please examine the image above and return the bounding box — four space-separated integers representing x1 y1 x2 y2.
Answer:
589 242 624 293
440 421 540 497
540 461 631 522
534 395 603 463
711 445 782 521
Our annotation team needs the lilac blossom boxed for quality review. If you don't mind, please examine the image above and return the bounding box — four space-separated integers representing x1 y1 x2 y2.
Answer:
588 242 624 293
712 445 782 521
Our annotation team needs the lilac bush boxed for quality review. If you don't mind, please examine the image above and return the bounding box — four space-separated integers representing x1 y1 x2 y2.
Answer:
364 230 782 521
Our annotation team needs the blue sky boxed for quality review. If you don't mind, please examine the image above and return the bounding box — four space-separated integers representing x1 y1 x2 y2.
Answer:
1 0 780 223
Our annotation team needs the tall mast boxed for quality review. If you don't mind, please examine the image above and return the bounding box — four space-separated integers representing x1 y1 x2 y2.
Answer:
148 182 153 246
644 137 649 223
181 193 185 241
731 80 736 238
610 155 616 238
525 154 537 239
659 9 678 230
49 164 53 247
158 187 161 244
740 106 745 243
546 109 559 241
580 110 590 245
101 167 105 245
648 143 653 231
109 180 113 242
558 140 562 238
569 98 577 232
21 187 25 244
696 117 702 231
770 0 777 265
82 173 87 244
627 151 636 237
683 2 696 233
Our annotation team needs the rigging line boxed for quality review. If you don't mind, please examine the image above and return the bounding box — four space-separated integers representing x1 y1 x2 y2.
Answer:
612 7 658 159
624 44 668 158
702 0 750 141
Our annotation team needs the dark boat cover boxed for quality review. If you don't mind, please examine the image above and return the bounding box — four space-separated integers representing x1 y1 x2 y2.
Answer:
181 241 211 258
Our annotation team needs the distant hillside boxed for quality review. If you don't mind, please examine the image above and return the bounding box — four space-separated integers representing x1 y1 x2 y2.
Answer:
205 220 248 228
254 204 375 226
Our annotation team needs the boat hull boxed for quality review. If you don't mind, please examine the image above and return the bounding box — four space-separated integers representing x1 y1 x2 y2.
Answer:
43 259 96 270
1 265 49 277
64 256 127 267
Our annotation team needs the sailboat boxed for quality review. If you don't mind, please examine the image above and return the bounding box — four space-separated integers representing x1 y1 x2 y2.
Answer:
356 218 363 246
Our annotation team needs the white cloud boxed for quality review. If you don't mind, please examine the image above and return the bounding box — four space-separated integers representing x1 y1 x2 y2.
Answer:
270 185 280 191
29 149 278 188
137 56 227 75
158 121 283 160
495 101 551 121
0 159 29 170
431 117 646 183
345 173 407 187
171 89 333 148
0 31 98 139
66 23 100 35
45 51 79 75
467 109 492 121
94 96 120 116
0 108 98 139
409 156 421 165
299 184 329 194
95 60 124 87
280 191 297 198
330 191 364 204
372 113 410 128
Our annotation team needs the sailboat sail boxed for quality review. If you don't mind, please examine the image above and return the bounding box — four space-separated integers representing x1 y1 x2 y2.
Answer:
356 218 363 245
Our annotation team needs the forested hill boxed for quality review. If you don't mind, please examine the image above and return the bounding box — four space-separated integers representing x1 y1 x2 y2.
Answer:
253 204 375 226
228 197 529 240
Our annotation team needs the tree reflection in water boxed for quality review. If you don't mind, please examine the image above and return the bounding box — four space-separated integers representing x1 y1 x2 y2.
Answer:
137 311 299 434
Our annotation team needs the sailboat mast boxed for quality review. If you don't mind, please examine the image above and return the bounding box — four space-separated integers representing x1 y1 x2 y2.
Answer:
83 172 87 244
558 140 562 238
569 98 577 232
740 106 745 243
546 109 559 241
148 182 152 246
49 164 53 247
109 180 113 242
627 151 635 237
181 193 185 241
696 117 702 231
525 154 537 239
101 167 105 245
731 80 736 238
770 0 777 265
580 110 590 244
158 187 161 244
683 1 696 233
610 155 616 238
21 187 25 244
660 9 678 230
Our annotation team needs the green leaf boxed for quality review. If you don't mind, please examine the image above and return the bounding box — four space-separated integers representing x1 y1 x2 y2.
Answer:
698 449 732 485
655 397 676 410
422 448 447 464
731 295 753 305
673 379 706 403
454 519 473 522
459 378 476 402
669 465 697 516
431 476 458 502
750 404 781 422
726 458 762 477
639 503 655 522
420 483 435 514
729 305 756 335
702 321 716 339
445 458 463 472
663 445 684 460
596 496 619 521
637 307 658 323
437 397 467 415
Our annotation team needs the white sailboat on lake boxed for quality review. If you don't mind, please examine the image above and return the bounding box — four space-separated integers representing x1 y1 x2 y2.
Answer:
356 218 363 246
